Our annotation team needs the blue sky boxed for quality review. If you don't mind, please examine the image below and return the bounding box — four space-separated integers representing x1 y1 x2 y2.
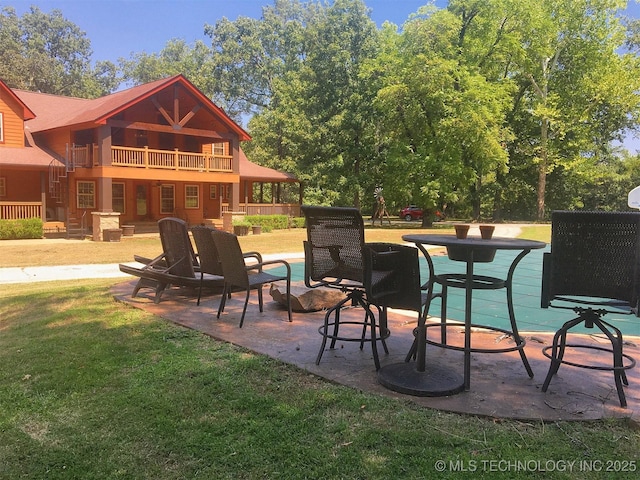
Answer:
7 0 450 61
8 0 636 63
5 0 640 151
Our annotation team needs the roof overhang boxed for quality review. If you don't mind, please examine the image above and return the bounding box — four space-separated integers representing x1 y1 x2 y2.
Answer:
0 79 36 120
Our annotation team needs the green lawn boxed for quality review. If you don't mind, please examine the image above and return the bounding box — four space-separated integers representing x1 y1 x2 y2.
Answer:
2 225 638 479
0 222 549 268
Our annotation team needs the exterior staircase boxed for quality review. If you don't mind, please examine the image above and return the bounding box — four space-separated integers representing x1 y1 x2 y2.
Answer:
48 147 86 239
66 211 87 239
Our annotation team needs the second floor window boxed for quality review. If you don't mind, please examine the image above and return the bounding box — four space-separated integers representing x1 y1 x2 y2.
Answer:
212 142 227 156
0 112 4 143
77 181 95 208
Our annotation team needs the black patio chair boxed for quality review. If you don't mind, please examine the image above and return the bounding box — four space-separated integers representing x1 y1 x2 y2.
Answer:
119 217 223 303
302 205 408 370
191 225 262 306
541 210 639 407
211 229 292 327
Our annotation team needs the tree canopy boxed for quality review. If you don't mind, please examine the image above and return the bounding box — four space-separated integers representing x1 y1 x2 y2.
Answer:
0 6 118 97
3 0 639 220
199 0 640 220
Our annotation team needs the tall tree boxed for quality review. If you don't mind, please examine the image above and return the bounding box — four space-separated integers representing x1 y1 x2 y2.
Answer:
373 2 514 220
204 0 313 119
119 39 216 103
296 0 380 208
0 6 118 97
238 0 381 208
508 0 639 219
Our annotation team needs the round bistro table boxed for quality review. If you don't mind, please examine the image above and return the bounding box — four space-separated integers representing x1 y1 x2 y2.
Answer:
377 234 546 396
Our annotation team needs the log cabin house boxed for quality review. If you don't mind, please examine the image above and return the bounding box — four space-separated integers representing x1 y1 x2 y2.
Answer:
0 74 300 239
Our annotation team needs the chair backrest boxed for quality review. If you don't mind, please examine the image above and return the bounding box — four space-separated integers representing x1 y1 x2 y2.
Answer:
191 225 223 276
301 205 365 285
363 243 422 312
158 217 197 278
211 230 249 289
542 210 640 313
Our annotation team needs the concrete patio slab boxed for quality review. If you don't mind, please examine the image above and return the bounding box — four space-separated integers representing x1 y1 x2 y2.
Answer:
112 279 639 424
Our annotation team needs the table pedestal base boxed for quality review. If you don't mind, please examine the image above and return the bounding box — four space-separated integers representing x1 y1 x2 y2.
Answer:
377 362 465 397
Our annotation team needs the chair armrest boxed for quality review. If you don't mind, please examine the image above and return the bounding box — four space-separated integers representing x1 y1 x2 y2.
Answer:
242 251 263 264
137 253 171 272
246 259 291 277
134 254 167 267
303 240 355 288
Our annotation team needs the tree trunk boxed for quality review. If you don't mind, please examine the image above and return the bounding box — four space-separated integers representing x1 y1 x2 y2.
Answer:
493 169 505 222
537 117 549 221
471 176 481 221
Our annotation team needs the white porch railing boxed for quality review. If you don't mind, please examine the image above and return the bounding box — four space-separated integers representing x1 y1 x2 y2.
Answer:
222 203 301 217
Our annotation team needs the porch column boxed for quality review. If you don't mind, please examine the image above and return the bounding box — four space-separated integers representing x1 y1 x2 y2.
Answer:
97 177 113 212
40 172 47 222
229 138 240 211
97 125 112 166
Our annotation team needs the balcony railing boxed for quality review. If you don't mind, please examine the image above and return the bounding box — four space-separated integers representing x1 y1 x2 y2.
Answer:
69 145 233 173
111 146 233 172
69 144 98 168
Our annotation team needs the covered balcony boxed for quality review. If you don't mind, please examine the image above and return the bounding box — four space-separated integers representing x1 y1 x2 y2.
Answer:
70 144 233 173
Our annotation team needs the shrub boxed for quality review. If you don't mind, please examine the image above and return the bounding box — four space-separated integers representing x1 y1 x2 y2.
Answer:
245 215 304 232
290 217 306 228
0 218 44 240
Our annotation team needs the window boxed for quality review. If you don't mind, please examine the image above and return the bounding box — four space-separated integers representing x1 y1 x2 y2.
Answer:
77 181 95 208
0 177 6 197
112 182 125 213
185 185 199 209
209 185 217 200
212 142 227 156
222 184 230 200
135 130 147 148
0 112 4 143
160 184 175 214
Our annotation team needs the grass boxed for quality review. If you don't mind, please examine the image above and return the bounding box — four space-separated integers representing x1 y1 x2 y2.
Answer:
0 222 446 267
4 223 638 479
0 222 550 268
1 280 638 479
